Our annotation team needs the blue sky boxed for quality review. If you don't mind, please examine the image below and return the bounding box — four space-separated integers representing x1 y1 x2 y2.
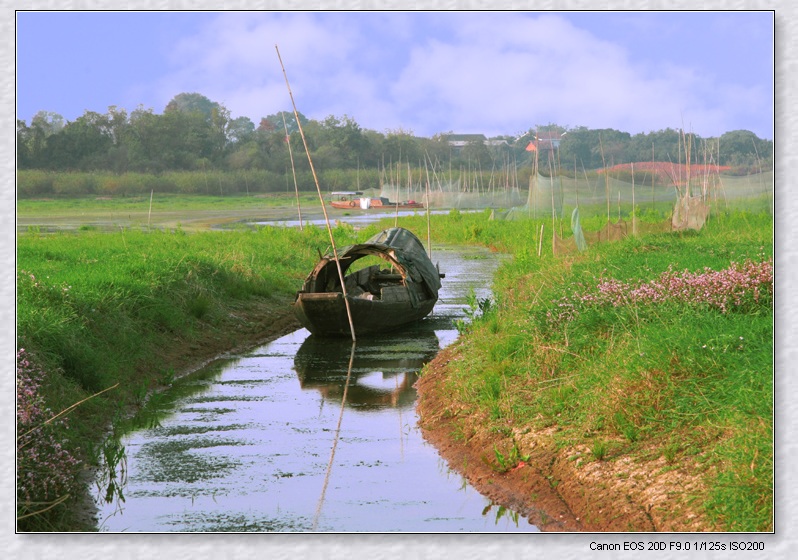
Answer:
16 10 774 139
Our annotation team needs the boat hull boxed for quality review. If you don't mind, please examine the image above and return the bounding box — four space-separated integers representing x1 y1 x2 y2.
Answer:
330 200 361 209
292 227 442 337
294 290 436 337
329 197 424 210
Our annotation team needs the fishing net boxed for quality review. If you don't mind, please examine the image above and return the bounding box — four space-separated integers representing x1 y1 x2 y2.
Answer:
520 169 772 218
671 196 710 231
379 169 772 217
380 182 525 210
375 167 771 251
571 207 588 252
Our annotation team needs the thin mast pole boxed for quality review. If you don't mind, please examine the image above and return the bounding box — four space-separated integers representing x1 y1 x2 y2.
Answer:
282 111 303 230
424 153 432 258
276 44 355 342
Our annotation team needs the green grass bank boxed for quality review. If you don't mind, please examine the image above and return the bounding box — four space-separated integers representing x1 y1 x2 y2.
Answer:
408 209 773 531
16 222 375 530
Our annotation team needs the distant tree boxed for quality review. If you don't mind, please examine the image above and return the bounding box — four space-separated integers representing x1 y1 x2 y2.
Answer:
165 92 219 119
719 130 772 169
99 106 133 173
16 119 33 168
556 127 629 169
125 105 160 171
259 111 308 134
15 91 773 180
43 111 113 171
227 116 256 144
209 104 231 164
594 128 631 167
460 138 492 170
125 105 213 171
319 114 368 168
535 123 567 135
19 111 66 169
30 110 66 135
382 128 422 167
558 126 594 170
422 133 455 170
104 106 130 145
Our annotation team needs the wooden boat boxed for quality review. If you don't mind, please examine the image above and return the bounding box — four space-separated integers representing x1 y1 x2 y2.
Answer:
328 191 424 210
293 227 443 337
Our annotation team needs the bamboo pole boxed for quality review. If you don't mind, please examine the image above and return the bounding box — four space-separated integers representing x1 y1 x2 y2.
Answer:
147 189 153 230
282 112 303 230
424 154 432 259
599 133 609 225
394 184 400 228
276 44 355 342
632 162 637 236
538 223 544 257
550 153 556 256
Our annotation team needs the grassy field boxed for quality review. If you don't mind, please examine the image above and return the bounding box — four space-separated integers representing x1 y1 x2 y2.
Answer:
15 192 321 214
15 195 773 531
16 193 324 232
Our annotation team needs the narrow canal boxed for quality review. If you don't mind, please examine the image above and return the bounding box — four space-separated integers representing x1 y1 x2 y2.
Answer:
96 245 537 532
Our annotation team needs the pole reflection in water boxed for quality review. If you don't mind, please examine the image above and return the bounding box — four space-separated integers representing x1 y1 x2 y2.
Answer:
312 342 355 530
96 246 537 532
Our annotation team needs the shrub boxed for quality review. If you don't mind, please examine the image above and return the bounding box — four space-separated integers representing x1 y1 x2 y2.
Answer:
17 170 55 197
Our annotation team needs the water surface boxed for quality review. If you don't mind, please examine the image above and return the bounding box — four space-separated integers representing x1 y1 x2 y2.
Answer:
97 246 536 532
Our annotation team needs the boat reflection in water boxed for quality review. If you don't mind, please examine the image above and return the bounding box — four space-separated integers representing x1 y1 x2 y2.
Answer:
292 325 441 410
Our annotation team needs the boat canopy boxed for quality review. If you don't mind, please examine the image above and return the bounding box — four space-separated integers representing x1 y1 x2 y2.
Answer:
294 227 441 336
335 228 441 294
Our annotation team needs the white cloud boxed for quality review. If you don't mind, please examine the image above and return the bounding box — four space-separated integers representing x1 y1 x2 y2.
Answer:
150 12 772 139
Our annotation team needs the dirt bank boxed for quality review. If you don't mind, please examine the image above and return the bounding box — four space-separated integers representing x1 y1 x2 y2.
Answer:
415 345 713 532
153 294 301 378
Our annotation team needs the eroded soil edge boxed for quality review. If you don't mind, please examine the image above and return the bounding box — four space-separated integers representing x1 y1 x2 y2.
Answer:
415 345 713 532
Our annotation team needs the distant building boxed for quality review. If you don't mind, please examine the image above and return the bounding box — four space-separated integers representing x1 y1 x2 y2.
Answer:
529 131 563 153
445 134 487 149
445 134 508 153
485 139 509 147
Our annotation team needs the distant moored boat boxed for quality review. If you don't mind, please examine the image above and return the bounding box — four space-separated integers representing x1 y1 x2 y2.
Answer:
328 191 424 210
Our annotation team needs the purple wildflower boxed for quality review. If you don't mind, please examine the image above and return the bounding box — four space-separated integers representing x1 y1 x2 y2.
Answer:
550 257 772 324
17 349 81 511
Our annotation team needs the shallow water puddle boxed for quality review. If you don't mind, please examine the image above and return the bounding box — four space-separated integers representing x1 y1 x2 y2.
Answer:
97 246 538 532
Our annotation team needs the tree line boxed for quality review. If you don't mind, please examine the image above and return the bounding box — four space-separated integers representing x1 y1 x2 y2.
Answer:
17 92 772 180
